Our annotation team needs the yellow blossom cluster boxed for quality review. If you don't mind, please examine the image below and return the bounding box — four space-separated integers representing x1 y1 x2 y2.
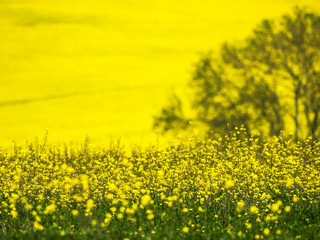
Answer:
0 133 319 237
1 136 319 207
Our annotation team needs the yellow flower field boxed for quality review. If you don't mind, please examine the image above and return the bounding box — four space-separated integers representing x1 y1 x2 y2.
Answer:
0 130 319 239
1 0 320 147
1 1 320 239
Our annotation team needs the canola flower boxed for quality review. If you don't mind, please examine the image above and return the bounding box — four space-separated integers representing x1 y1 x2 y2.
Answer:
250 206 259 215
237 200 245 212
0 132 319 239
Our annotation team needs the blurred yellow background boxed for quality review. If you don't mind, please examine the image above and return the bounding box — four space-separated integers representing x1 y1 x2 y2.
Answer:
1 0 319 147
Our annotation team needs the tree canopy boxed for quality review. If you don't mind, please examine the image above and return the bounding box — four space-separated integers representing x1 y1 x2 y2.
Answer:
154 7 320 139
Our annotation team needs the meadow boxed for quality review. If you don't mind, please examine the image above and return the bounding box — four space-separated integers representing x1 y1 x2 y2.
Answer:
0 130 319 239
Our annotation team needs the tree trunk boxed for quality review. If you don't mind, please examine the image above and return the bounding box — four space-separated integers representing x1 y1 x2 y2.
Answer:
294 85 301 141
311 110 319 138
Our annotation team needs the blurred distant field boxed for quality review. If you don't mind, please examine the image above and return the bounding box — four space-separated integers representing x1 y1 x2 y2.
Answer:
1 0 319 146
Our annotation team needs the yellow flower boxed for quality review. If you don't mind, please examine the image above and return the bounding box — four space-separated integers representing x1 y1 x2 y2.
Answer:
106 193 113 200
158 170 165 177
126 208 135 214
92 219 97 226
141 194 152 206
225 180 234 189
25 204 33 211
182 227 189 233
237 200 245 211
72 210 79 216
104 217 111 224
250 206 259 214
34 221 44 231
285 206 291 212
198 206 205 212
182 208 189 213
109 183 117 191
286 178 294 188
246 223 252 229
271 203 279 212
44 203 56 214
86 199 94 210
10 210 18 218
263 228 270 236
110 207 117 213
